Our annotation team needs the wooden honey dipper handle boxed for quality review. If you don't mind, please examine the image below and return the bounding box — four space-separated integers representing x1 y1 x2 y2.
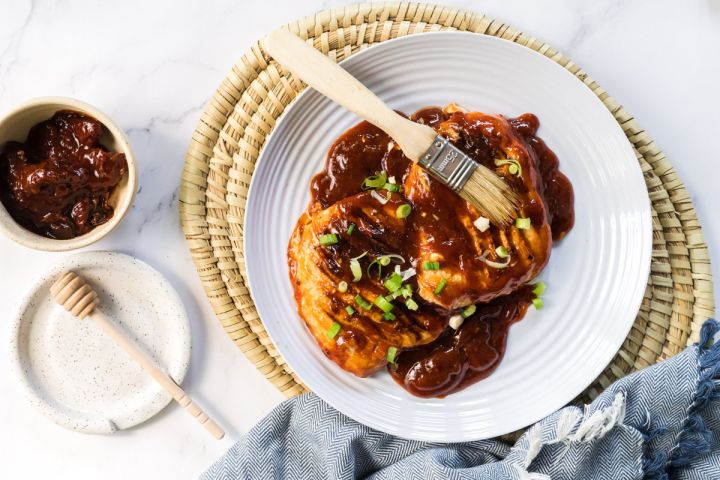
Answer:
50 271 225 440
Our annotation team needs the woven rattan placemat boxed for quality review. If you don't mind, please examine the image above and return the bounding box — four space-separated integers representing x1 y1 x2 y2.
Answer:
179 3 715 403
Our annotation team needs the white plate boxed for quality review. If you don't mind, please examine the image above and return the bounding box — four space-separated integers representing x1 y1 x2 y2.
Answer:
244 32 651 441
10 251 191 434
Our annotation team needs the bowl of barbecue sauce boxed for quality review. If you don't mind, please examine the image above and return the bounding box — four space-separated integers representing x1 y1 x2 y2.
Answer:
0 97 137 251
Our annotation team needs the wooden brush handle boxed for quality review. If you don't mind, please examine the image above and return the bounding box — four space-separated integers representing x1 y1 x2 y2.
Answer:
263 28 436 161
51 272 225 440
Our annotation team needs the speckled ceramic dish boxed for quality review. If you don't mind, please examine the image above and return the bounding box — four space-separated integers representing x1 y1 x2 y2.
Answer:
9 251 191 434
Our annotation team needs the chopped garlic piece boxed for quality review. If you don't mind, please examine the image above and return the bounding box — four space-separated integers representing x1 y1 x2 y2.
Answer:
387 141 395 152
388 176 396 184
449 314 464 330
474 216 490 232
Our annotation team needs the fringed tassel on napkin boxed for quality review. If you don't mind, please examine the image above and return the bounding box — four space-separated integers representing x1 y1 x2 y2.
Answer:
644 319 720 480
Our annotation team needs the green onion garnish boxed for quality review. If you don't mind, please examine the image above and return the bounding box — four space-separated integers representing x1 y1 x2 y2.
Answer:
383 311 396 321
515 217 531 230
327 322 341 339
494 158 522 176
434 278 447 295
532 297 544 310
362 171 387 190
383 183 400 192
423 261 440 270
350 259 362 282
338 281 348 293
318 233 338 246
367 254 404 278
388 290 404 300
401 284 413 298
532 281 546 296
396 204 412 219
495 246 509 258
355 295 372 310
347 223 356 235
374 295 394 313
387 346 398 364
462 304 476 318
384 272 403 293
405 298 419 310
345 306 355 315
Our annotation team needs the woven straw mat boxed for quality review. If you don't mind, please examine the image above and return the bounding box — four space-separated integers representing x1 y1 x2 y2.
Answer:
179 3 715 406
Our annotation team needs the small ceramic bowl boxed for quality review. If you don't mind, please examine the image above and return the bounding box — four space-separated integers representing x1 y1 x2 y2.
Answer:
0 96 138 251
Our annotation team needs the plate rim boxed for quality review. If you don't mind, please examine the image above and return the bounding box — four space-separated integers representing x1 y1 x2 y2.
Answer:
244 30 652 441
8 250 192 434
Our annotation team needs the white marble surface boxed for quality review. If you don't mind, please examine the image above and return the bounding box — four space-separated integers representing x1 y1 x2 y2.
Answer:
0 1 718 478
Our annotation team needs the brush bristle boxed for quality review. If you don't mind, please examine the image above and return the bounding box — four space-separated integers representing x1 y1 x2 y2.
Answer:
458 165 519 226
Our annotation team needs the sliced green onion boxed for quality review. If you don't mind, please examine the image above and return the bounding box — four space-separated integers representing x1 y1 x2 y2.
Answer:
350 259 362 282
367 254 405 277
355 295 372 310
532 281 546 296
495 246 509 258
396 204 412 219
388 290 404 300
383 183 400 192
515 217 531 230
327 322 341 339
423 261 440 270
405 298 419 311
462 304 476 318
374 295 394 313
338 281 348 293
362 171 387 190
387 346 398 364
345 306 355 315
383 311 396 321
434 278 447 295
532 297 544 310
318 233 338 246
494 158 522 176
384 272 403 293
347 223 356 235
401 284 413 298
349 251 368 282
479 251 511 269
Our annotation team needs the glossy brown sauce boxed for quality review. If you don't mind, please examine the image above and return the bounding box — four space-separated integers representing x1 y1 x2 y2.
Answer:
391 285 534 397
300 106 574 397
0 110 128 239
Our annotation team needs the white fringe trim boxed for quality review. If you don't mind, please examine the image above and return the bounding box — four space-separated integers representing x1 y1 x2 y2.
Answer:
514 393 627 478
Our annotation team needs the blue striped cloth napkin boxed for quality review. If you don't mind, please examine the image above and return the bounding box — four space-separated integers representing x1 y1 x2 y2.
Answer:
202 320 720 479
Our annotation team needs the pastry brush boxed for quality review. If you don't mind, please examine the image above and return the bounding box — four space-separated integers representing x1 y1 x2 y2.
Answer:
263 29 519 225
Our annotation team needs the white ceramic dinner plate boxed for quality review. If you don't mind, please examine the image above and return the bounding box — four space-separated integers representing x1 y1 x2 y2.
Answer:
245 32 651 441
10 251 191 434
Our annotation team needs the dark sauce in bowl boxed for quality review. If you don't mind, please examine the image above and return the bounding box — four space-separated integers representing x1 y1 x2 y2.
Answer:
0 110 128 239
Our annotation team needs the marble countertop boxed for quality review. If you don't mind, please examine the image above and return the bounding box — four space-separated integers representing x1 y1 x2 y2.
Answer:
1 1 718 478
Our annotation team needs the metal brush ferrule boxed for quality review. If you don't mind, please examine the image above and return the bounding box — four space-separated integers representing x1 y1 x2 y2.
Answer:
418 136 477 192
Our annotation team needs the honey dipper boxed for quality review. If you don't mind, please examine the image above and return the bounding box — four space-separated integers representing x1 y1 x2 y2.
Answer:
50 271 225 439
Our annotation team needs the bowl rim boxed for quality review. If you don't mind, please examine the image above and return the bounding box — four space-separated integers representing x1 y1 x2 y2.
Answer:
0 96 138 251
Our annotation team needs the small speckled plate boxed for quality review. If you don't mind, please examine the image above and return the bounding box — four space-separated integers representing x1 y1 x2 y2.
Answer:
9 251 191 434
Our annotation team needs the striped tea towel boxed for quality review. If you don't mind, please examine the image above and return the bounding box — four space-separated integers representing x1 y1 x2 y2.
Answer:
202 320 720 479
